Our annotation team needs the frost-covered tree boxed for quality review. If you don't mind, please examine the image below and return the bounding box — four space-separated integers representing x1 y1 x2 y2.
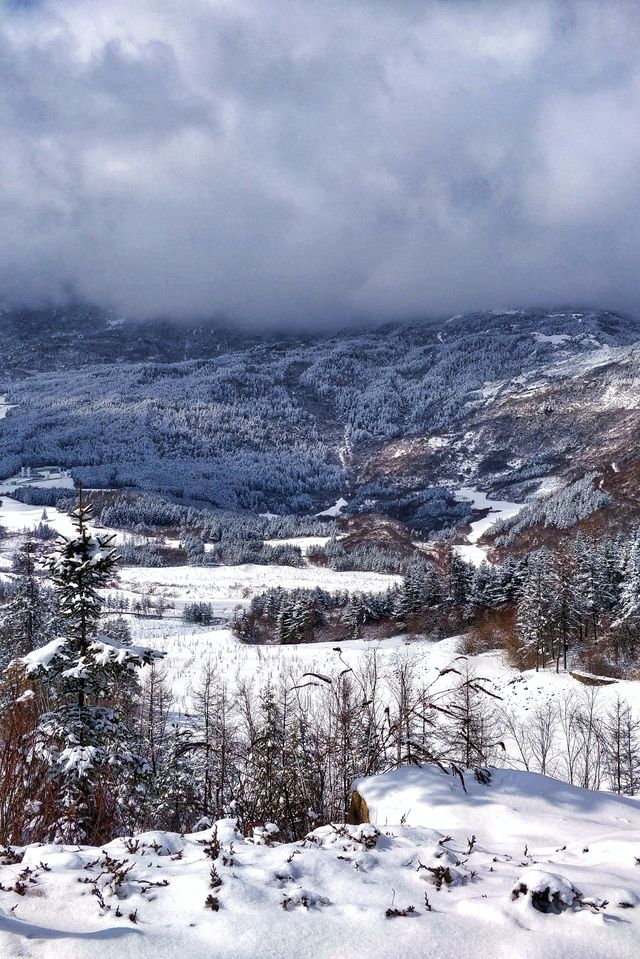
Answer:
236 681 286 830
341 596 366 640
441 662 503 769
20 494 162 843
190 661 238 822
0 539 58 670
603 696 640 796
276 596 317 644
399 556 430 615
466 562 507 617
150 723 200 833
517 552 554 670
571 537 610 648
549 547 577 671
617 534 640 626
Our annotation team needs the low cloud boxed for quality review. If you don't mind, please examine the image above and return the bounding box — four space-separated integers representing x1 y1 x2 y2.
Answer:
1 0 639 326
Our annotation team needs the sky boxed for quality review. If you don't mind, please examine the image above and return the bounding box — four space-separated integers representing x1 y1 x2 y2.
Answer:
1 0 639 327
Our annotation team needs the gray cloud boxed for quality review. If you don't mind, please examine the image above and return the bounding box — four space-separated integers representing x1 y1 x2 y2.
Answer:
1 0 639 326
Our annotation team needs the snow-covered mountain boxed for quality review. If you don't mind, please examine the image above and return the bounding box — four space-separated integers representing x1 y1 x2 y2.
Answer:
1 306 639 546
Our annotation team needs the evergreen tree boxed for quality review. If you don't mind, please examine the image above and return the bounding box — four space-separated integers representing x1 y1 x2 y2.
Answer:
466 562 506 616
445 548 473 622
400 556 429 615
20 493 161 843
617 534 640 626
0 539 57 670
549 547 577 671
152 723 200 832
237 682 285 829
517 551 554 670
341 596 365 640
572 536 608 648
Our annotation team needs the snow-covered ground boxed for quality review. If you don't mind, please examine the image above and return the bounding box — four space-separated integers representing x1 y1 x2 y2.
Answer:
263 536 332 555
0 497 76 538
0 496 115 570
532 332 572 346
0 467 74 495
126 623 433 713
0 395 17 419
0 497 80 569
115 563 400 622
453 486 524 565
315 497 348 518
1 487 639 957
1 764 638 959
124 603 640 740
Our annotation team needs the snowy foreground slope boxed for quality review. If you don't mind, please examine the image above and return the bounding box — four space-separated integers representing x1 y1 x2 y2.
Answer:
1 766 639 959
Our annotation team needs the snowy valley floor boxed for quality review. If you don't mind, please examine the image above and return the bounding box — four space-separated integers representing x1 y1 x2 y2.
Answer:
1 765 639 959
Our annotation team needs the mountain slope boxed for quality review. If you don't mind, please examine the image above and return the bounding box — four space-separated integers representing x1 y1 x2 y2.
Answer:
1 308 639 538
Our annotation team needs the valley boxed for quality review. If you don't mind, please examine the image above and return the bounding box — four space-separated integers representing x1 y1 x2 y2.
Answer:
1 308 639 959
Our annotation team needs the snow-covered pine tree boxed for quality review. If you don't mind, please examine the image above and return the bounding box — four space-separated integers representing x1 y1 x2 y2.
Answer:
466 562 506 617
151 722 200 832
549 546 577 671
0 539 58 670
517 551 554 670
617 533 640 626
19 492 162 843
400 556 429 615
236 681 284 831
444 548 473 624
341 596 365 639
276 595 317 643
571 536 610 649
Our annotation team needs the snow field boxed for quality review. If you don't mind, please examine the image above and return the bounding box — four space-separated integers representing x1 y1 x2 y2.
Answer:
0 496 77 539
454 486 524 566
0 396 17 420
115 562 399 617
315 497 348 518
125 608 640 779
0 467 74 496
1 766 639 959
263 536 333 554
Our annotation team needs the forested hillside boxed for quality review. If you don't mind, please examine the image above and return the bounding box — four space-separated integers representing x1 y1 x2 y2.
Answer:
1 307 639 529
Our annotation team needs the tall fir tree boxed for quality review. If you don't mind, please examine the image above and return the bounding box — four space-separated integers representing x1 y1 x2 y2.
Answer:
20 491 162 843
517 551 554 670
618 533 640 626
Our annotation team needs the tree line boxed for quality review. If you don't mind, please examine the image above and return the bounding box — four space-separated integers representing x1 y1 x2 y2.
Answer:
237 531 640 677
